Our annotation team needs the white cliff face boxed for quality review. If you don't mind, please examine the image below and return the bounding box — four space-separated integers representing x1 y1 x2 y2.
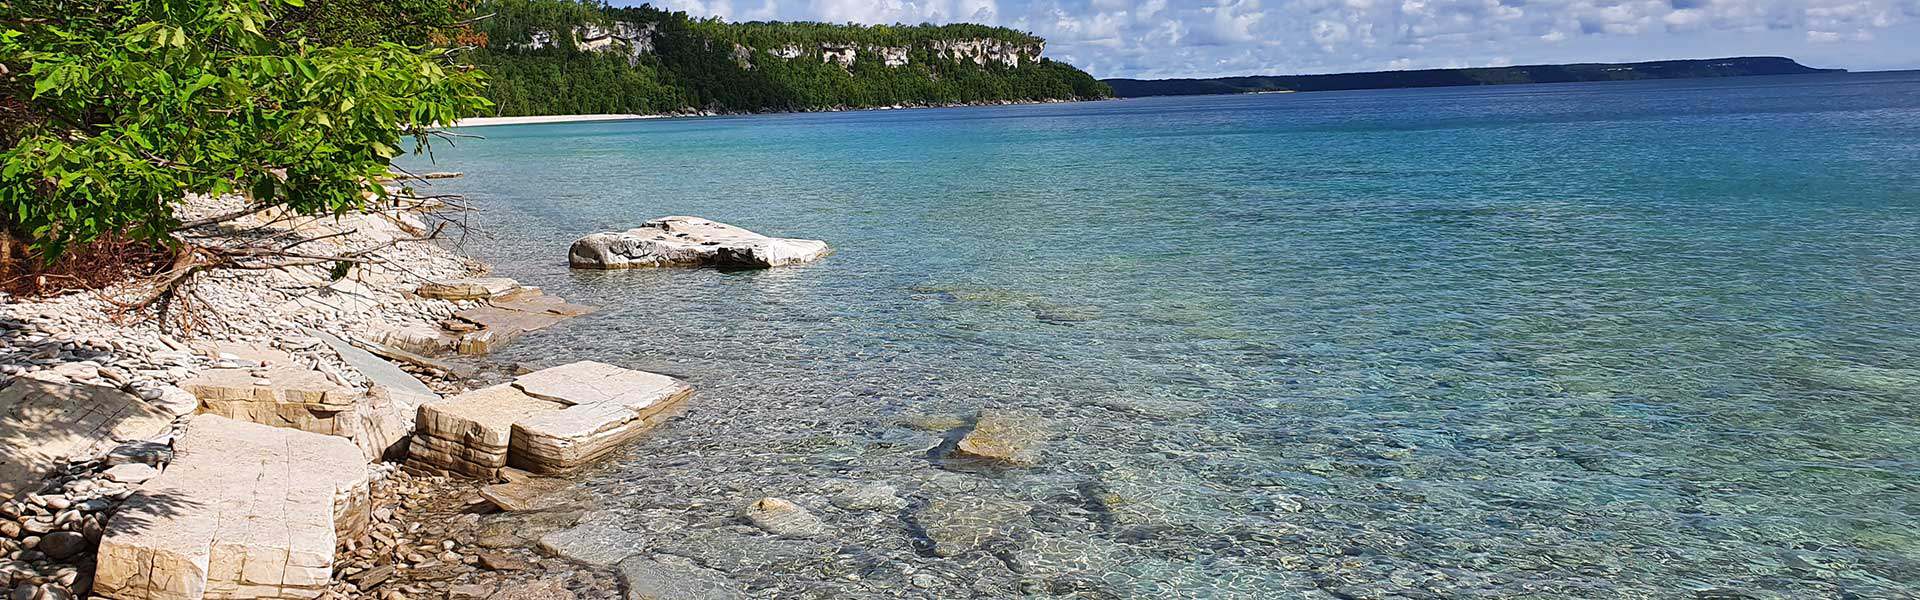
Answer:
731 44 754 69
870 45 910 68
763 39 1038 70
820 43 857 68
510 21 657 66
930 38 1043 68
508 25 1042 72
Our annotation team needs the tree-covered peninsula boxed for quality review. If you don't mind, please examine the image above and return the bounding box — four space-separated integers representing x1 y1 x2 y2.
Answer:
466 0 1112 116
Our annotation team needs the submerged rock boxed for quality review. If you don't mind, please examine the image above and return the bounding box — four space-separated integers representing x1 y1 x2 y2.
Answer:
740 497 827 538
830 483 907 512
616 554 745 600
913 496 1032 557
950 410 1045 466
568 216 830 269
538 519 643 566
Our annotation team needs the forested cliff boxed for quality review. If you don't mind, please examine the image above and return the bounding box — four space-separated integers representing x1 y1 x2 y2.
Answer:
466 1 1111 116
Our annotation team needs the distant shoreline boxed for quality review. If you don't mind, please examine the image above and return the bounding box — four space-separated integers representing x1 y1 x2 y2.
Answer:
450 98 1102 128
1102 56 1842 99
451 114 664 128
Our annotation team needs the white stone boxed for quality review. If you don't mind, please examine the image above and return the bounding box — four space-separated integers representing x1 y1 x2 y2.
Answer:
102 463 158 484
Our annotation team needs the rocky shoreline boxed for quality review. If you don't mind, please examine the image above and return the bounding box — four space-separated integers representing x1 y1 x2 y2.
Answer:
0 192 643 599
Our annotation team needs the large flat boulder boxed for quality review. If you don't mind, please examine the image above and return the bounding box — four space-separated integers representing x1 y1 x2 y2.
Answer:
568 217 830 270
93 415 369 600
182 364 416 463
179 333 436 463
508 361 692 475
0 380 174 498
405 362 691 478
407 385 565 479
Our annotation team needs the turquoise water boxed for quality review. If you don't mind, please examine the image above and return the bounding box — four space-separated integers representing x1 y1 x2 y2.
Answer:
399 72 1920 598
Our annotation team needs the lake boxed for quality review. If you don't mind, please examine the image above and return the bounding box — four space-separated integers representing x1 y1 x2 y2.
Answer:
397 71 1920 598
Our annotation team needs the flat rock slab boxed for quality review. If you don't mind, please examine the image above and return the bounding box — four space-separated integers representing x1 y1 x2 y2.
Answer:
311 330 437 461
568 216 830 270
913 496 1032 557
507 361 692 475
94 415 368 600
408 385 565 479
617 554 745 600
451 290 596 356
184 360 412 462
415 278 522 301
406 362 691 478
537 520 642 567
182 366 352 409
0 380 173 498
479 475 584 512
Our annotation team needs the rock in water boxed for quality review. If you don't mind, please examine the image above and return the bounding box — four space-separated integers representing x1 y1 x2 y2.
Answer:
617 554 745 600
913 496 1032 557
951 410 1045 466
568 217 830 270
740 497 826 538
830 483 907 512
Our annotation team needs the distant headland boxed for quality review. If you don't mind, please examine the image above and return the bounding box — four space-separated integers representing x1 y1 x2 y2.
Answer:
1102 57 1844 98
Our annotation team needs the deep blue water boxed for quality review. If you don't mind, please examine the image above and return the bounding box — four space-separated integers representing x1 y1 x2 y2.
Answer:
398 72 1920 598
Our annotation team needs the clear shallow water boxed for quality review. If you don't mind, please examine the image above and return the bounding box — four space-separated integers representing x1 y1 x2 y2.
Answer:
399 72 1920 599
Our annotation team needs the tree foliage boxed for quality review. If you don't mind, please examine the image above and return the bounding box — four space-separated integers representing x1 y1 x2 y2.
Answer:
0 0 491 258
468 0 1112 117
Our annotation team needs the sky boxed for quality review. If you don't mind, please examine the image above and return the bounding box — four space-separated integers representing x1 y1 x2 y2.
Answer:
630 0 1920 78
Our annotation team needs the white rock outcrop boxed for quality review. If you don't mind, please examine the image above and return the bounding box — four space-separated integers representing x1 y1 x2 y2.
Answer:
93 415 369 600
568 217 830 270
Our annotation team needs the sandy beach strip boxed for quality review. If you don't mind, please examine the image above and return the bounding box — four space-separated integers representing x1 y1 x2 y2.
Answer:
450 114 663 128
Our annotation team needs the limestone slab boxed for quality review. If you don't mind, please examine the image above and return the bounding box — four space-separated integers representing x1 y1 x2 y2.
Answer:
406 385 565 479
0 380 173 498
415 278 521 301
449 291 594 356
507 362 691 475
568 217 830 270
93 415 368 600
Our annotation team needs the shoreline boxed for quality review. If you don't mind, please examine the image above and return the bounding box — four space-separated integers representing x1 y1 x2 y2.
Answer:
0 193 622 599
450 114 662 128
451 96 1105 128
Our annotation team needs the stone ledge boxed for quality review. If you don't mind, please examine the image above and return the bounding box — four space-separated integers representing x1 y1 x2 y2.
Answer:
93 415 368 600
405 362 691 479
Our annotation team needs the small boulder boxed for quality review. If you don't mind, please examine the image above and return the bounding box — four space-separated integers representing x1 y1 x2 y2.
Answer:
37 531 85 560
739 497 826 539
101 463 158 484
